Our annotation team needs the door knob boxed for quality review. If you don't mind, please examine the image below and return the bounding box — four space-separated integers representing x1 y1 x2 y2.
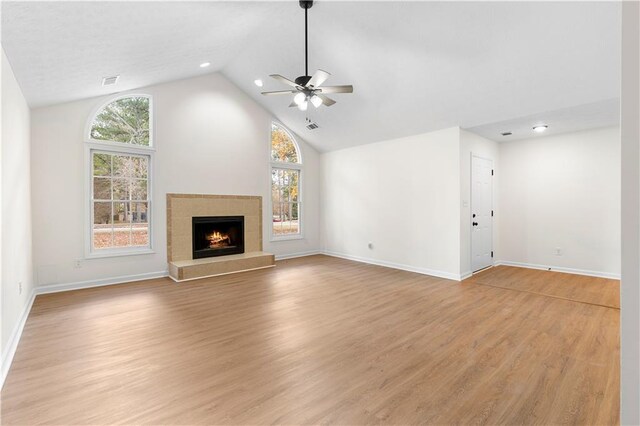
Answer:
472 222 478 226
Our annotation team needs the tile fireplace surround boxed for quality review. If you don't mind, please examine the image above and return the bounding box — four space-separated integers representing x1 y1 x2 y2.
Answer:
166 194 275 281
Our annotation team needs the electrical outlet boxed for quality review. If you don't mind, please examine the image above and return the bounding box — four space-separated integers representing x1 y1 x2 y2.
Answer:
554 247 562 256
18 281 22 294
74 259 83 269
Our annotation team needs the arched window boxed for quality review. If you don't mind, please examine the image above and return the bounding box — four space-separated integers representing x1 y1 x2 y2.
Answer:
270 123 302 239
85 95 154 257
89 95 151 146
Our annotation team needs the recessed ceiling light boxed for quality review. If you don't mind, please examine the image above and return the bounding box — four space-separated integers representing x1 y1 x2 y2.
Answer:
254 79 263 87
532 125 548 133
200 62 211 68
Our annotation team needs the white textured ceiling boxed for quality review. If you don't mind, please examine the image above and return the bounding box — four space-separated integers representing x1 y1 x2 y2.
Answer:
2 1 621 152
466 98 620 142
1 1 284 107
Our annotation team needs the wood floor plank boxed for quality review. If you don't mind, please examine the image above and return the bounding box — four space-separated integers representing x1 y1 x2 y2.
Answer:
465 265 620 308
0 255 619 425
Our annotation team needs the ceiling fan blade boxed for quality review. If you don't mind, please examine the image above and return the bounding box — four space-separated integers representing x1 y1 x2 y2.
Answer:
261 90 297 96
317 85 353 94
270 74 300 88
307 69 331 88
317 93 336 106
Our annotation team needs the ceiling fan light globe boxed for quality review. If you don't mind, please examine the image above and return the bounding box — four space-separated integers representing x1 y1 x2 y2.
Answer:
310 95 322 108
294 92 306 105
298 101 308 111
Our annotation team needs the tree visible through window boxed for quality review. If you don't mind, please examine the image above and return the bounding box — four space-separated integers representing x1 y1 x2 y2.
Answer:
271 124 301 237
90 96 150 146
271 125 299 163
92 152 150 249
87 95 153 255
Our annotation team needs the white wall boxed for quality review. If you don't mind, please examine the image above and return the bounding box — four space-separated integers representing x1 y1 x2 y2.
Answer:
321 127 462 280
30 72 320 288
498 126 620 277
1 49 34 364
460 129 499 276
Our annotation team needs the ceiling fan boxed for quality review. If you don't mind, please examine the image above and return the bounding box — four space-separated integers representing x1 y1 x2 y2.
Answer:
261 0 353 111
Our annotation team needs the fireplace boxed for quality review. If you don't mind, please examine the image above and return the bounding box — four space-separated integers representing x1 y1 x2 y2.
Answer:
192 216 244 259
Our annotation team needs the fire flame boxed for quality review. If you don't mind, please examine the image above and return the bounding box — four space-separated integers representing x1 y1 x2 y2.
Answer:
206 231 231 248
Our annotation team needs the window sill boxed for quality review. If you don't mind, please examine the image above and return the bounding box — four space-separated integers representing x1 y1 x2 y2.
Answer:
271 235 304 242
86 248 156 259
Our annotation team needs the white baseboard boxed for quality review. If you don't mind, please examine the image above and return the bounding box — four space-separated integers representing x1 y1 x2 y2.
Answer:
494 260 620 280
275 250 322 261
1 289 36 390
36 270 169 295
322 251 462 281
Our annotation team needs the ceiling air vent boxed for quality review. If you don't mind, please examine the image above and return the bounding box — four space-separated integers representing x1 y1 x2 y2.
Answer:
102 75 120 86
306 118 319 130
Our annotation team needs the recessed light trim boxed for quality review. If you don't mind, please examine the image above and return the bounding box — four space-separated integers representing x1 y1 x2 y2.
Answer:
254 79 263 87
200 62 211 68
532 125 548 133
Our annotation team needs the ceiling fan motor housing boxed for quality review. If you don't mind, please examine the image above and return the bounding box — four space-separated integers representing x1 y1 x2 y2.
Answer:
299 1 313 9
294 75 312 86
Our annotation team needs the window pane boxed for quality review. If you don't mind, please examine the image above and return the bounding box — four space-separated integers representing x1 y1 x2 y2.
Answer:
112 178 129 200
114 228 132 247
93 202 113 249
113 202 129 225
94 202 112 225
93 177 111 200
131 179 148 201
90 97 150 146
93 153 111 176
113 202 132 247
130 157 148 179
271 124 299 163
286 170 299 202
282 204 291 234
132 226 149 247
112 155 126 176
131 201 149 247
112 155 148 179
131 202 148 224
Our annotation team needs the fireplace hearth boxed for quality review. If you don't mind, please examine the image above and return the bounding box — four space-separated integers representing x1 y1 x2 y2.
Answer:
192 216 244 259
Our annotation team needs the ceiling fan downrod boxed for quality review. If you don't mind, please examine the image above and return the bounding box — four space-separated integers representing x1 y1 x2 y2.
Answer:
295 0 314 87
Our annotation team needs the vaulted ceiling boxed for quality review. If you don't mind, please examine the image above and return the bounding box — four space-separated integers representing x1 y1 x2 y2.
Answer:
2 1 621 151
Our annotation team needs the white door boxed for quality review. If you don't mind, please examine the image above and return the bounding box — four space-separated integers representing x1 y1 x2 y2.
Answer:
471 155 493 272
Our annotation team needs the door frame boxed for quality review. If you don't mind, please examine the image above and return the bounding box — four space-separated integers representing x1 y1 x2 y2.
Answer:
470 153 494 273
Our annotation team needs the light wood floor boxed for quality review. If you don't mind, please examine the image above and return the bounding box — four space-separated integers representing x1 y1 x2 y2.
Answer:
1 255 619 425
466 265 620 309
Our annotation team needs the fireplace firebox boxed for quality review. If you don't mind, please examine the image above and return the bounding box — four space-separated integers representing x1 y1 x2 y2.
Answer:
192 216 244 259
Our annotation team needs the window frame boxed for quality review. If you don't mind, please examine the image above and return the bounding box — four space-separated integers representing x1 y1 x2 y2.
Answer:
84 94 155 258
269 122 304 242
